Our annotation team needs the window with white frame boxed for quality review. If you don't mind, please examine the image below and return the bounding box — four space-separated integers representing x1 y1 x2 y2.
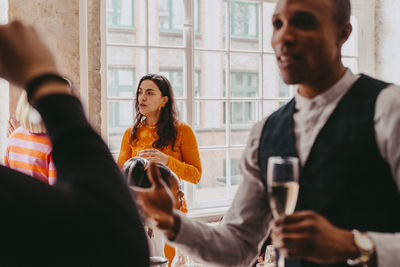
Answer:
104 0 368 212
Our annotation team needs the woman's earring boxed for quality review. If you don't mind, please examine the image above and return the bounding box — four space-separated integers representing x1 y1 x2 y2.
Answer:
158 103 165 111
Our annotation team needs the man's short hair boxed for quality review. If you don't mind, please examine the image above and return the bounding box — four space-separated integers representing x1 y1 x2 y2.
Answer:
122 157 173 188
331 0 351 25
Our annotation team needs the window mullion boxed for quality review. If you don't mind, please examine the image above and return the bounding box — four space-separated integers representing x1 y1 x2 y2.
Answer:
226 149 231 199
226 0 232 201
184 0 195 208
227 0 231 149
244 4 249 36
113 0 118 26
260 0 264 117
101 0 108 141
169 0 173 31
145 0 149 73
184 0 194 126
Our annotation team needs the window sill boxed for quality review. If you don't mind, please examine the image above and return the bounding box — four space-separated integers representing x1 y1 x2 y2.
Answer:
187 206 229 223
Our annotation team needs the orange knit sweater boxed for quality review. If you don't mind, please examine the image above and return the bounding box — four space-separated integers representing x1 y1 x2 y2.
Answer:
117 120 202 185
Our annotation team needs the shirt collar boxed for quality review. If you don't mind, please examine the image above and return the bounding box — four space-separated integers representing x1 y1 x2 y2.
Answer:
294 69 360 110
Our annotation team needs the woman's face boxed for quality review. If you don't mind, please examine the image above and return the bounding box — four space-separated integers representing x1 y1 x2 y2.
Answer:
137 79 168 118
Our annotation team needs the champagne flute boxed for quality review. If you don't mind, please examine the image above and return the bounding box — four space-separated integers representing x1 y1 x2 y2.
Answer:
267 156 300 267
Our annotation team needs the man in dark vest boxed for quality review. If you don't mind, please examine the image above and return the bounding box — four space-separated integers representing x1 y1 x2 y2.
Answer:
131 0 400 266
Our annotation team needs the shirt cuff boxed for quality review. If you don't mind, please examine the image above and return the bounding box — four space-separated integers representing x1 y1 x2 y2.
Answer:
168 210 189 243
367 231 400 267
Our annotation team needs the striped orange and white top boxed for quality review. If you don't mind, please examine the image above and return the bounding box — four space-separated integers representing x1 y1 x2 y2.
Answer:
4 126 56 185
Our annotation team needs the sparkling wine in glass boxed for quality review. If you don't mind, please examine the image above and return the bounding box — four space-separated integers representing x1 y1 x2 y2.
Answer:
267 156 300 267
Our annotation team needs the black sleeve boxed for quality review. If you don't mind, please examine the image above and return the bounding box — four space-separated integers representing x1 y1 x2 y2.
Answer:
0 94 149 266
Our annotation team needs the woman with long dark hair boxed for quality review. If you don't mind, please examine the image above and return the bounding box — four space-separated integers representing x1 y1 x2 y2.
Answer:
117 73 202 199
117 74 201 265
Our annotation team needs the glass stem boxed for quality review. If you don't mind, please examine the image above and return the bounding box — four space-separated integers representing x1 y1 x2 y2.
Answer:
278 252 285 267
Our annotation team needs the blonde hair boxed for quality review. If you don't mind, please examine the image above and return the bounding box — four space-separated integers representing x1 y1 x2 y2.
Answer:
15 91 46 134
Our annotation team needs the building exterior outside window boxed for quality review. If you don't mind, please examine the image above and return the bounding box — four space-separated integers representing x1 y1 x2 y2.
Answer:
105 0 359 211
107 0 134 29
230 1 258 38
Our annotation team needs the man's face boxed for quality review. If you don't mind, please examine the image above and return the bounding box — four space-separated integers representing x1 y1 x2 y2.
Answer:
271 0 344 85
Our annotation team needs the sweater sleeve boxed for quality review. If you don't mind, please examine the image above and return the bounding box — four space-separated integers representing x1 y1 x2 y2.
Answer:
117 127 133 168
167 124 202 184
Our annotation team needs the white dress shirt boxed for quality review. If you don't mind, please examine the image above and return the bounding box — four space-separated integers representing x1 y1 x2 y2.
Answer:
170 69 400 267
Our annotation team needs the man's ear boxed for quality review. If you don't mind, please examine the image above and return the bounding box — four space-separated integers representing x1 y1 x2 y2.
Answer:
338 22 352 47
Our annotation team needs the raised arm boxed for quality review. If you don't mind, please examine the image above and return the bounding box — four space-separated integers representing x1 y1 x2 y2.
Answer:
0 20 149 266
133 119 271 266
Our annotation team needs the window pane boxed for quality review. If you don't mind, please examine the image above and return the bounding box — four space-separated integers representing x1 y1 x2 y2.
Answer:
175 100 187 122
107 47 146 98
107 0 114 26
195 101 226 147
229 148 244 198
263 54 290 98
160 69 184 97
195 0 226 49
230 1 260 50
263 100 283 118
107 0 146 44
194 71 200 97
120 0 133 26
107 46 146 74
247 4 257 36
107 67 135 98
149 49 185 97
195 51 227 98
230 72 258 97
263 2 276 52
108 101 134 152
230 53 260 97
342 57 358 73
231 101 258 124
150 0 184 46
342 16 358 57
232 3 245 36
107 0 134 28
195 149 228 202
159 0 170 29
172 0 184 30
230 101 258 145
107 30 136 45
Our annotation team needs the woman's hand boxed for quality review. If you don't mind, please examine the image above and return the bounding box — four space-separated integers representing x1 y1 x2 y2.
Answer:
139 148 169 165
